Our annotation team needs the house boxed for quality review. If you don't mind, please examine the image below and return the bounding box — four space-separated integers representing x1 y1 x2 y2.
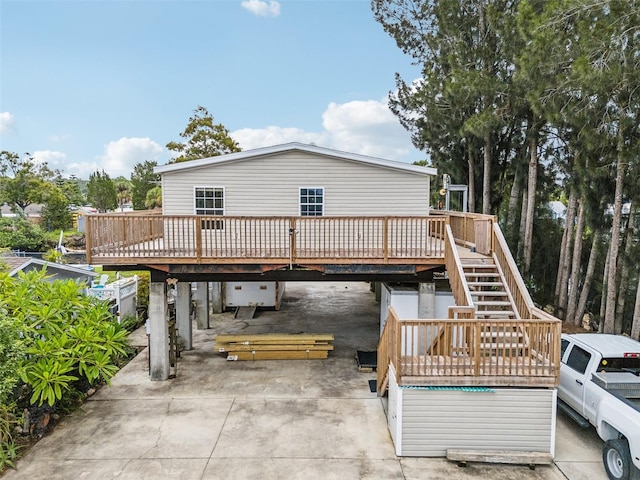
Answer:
153 142 436 312
3 255 97 286
84 142 561 463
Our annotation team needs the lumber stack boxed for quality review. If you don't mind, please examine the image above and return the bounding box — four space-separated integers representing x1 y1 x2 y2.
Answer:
215 333 334 361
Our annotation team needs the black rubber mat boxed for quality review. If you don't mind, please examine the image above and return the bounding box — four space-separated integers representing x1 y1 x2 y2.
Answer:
356 350 377 369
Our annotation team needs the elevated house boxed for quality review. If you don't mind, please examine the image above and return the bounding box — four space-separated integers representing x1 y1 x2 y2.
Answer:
85 142 561 462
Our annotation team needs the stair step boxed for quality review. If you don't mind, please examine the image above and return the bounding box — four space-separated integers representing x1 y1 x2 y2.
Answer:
461 260 496 266
470 291 508 297
475 310 516 317
475 301 512 307
464 272 501 278
468 281 504 287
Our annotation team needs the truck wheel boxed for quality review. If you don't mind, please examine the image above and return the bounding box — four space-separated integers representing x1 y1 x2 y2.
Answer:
603 439 632 480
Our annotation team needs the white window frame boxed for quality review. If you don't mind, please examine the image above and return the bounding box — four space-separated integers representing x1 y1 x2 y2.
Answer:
299 187 324 216
194 186 225 229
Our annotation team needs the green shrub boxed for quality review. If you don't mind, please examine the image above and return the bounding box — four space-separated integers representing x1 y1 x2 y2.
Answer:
0 218 48 252
1 269 129 407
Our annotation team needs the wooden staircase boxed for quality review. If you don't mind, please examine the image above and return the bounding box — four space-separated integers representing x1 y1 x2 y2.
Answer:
461 257 518 319
460 256 524 355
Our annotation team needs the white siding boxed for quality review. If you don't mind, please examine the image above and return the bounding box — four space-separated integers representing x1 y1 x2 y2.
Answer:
398 387 556 457
161 151 431 216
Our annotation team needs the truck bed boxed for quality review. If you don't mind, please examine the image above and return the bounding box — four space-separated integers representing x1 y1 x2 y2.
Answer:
592 371 640 413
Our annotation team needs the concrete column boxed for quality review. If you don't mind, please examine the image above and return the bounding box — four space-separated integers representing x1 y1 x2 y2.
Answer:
149 281 170 381
194 281 210 330
176 282 192 351
210 282 223 314
418 283 436 319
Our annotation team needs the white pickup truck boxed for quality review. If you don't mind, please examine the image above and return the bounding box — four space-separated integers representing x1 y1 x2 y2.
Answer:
558 333 640 480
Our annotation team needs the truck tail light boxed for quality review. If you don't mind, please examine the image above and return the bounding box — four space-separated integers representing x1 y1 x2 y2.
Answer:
623 352 640 358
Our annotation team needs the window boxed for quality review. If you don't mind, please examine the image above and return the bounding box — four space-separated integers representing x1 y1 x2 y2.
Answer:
566 346 591 374
561 339 570 359
300 187 324 216
195 187 224 229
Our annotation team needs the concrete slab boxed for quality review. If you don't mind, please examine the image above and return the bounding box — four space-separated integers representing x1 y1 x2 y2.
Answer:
2 282 610 480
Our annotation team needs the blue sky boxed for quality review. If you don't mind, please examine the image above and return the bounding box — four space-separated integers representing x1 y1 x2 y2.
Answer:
0 0 425 179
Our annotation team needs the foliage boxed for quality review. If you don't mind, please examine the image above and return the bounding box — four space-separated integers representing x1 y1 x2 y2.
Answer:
0 403 19 471
0 151 57 215
42 249 65 264
135 271 150 309
166 105 241 163
57 176 86 207
86 170 117 213
130 160 159 210
40 186 73 232
0 304 26 405
373 0 640 333
0 269 129 407
113 176 132 210
0 217 49 252
144 186 162 209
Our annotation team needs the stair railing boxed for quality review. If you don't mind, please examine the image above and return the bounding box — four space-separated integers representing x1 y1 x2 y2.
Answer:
444 224 475 311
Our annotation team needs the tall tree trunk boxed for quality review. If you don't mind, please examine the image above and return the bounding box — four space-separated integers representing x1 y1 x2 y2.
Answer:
554 192 572 302
517 188 528 262
615 205 635 334
506 162 522 238
603 137 627 334
574 231 601 327
556 192 577 319
631 275 640 341
522 124 539 278
566 201 585 324
467 144 476 213
482 133 491 215
599 245 611 332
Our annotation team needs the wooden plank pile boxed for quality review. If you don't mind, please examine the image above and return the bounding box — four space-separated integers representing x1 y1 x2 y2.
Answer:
215 333 334 361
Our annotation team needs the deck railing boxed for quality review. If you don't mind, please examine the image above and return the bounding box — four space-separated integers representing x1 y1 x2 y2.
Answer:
86 215 447 265
377 308 561 393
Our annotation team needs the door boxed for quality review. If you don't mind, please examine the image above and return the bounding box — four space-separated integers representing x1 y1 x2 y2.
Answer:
559 340 593 416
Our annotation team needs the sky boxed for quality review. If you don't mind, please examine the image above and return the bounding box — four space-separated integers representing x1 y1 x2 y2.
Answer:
0 0 426 180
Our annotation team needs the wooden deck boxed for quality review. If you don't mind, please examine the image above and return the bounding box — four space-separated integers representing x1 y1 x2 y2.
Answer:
377 308 561 390
86 214 450 267
85 210 563 387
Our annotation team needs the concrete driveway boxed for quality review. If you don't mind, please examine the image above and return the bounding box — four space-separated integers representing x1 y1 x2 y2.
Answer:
3 282 608 480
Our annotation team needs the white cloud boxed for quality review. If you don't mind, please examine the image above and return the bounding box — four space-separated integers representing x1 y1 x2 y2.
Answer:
0 112 16 135
48 133 71 143
98 137 163 178
241 0 280 17
232 126 326 150
231 98 421 162
33 150 67 168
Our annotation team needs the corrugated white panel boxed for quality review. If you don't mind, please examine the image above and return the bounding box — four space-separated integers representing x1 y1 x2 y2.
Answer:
161 151 431 216
399 388 555 457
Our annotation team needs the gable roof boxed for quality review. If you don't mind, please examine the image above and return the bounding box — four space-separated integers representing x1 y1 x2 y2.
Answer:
155 142 437 177
3 256 98 279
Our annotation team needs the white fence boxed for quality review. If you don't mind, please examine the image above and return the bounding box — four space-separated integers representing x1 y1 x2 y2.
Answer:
87 275 138 322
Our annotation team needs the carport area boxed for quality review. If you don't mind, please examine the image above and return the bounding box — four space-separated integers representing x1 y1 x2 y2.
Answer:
4 282 608 480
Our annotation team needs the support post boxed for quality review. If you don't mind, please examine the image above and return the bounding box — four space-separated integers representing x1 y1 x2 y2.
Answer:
210 282 223 314
176 282 192 351
194 281 210 330
418 283 436 318
149 281 170 381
